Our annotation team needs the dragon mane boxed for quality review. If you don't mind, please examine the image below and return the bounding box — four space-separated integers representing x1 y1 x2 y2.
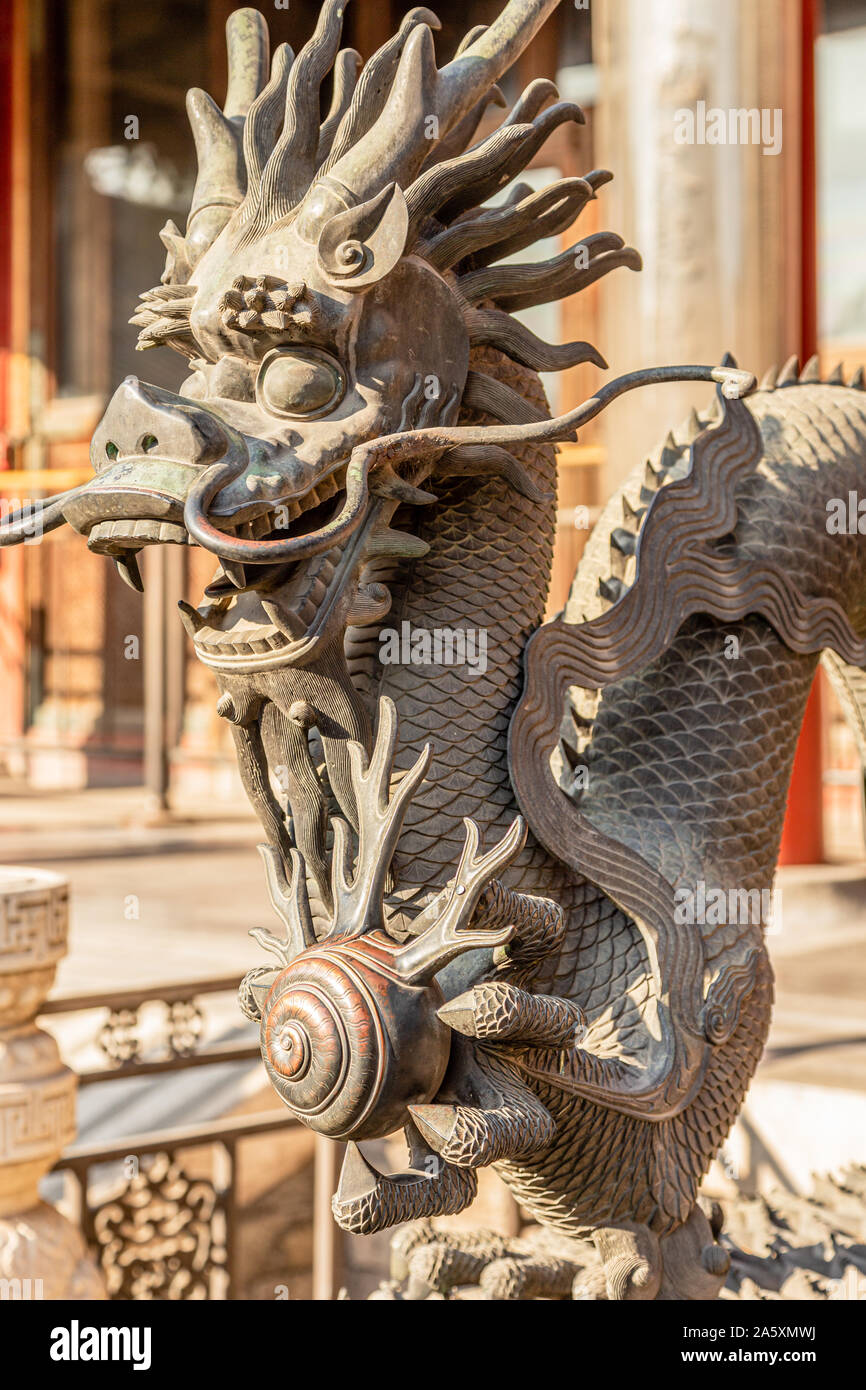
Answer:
130 0 640 394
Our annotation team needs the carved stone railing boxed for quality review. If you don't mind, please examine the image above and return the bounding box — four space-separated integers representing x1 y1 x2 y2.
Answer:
0 867 105 1299
0 875 340 1299
41 976 327 1298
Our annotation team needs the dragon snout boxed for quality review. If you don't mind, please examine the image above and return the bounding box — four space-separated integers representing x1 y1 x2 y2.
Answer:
90 376 229 475
63 377 245 571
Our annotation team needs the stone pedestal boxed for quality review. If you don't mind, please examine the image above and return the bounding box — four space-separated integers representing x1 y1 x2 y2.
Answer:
0 868 105 1299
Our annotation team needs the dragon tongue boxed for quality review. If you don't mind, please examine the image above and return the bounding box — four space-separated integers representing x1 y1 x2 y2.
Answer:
113 551 144 592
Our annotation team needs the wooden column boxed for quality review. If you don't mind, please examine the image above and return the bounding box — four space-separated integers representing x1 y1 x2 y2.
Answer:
0 0 31 752
594 0 824 863
593 0 802 486
312 1136 344 1300
779 0 823 866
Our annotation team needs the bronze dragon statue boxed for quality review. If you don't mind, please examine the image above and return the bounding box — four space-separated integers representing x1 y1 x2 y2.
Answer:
5 0 866 1299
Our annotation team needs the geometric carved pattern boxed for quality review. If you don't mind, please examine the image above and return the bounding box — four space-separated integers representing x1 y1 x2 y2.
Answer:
0 1074 76 1165
97 1000 206 1065
0 872 68 972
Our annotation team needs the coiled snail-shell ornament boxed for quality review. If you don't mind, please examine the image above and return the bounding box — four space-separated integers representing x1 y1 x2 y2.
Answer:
258 933 452 1141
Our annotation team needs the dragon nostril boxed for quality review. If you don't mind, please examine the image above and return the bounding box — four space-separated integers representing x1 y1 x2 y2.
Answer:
140 434 159 453
105 441 119 461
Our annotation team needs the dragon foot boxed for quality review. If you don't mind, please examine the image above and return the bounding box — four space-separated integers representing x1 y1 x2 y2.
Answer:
377 1222 590 1300
375 1204 731 1300
408 1058 556 1168
331 1141 477 1237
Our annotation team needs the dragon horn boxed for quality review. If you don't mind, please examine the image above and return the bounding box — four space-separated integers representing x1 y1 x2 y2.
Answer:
300 0 562 228
184 9 270 266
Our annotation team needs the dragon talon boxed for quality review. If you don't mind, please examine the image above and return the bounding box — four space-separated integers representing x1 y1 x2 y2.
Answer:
335 1141 383 1203
331 1140 477 1236
439 982 586 1046
406 1104 459 1153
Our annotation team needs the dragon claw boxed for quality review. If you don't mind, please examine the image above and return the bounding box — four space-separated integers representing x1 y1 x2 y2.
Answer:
331 1141 477 1236
439 981 586 1046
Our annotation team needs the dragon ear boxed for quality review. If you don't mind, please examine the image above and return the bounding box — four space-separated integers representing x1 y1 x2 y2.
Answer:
316 183 409 291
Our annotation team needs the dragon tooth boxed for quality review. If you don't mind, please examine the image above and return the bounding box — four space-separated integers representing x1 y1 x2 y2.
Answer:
799 354 820 383
177 599 206 637
261 598 306 640
113 551 144 593
220 560 247 589
827 362 845 385
849 366 865 390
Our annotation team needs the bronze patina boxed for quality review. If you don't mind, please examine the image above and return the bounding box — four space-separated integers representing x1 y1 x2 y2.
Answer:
6 0 866 1299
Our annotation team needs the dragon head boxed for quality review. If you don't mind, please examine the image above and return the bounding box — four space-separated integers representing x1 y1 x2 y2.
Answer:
53 0 637 675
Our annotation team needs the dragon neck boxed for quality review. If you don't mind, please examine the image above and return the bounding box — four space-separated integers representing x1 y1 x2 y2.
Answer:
374 349 558 898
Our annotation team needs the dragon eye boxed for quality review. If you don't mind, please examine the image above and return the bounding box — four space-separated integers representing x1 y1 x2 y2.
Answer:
256 347 345 420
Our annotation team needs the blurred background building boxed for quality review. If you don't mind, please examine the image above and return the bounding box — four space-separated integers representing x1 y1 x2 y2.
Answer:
0 0 865 1300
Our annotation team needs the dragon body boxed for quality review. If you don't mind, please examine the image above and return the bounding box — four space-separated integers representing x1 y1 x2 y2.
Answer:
7 0 865 1299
